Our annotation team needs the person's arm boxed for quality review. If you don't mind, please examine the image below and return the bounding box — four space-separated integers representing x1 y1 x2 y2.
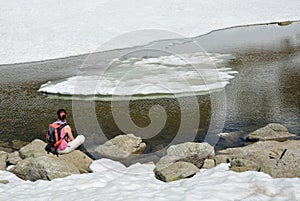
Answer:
65 125 75 141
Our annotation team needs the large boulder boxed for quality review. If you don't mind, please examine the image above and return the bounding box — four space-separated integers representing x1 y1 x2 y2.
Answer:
18 139 93 172
51 150 93 173
154 161 199 182
95 134 146 161
7 151 22 165
18 139 48 159
0 151 8 170
9 139 93 181
156 142 215 170
10 156 80 181
154 142 215 182
216 140 300 178
246 123 296 142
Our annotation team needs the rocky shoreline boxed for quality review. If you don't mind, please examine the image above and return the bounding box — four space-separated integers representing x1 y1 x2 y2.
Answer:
0 139 93 182
0 123 299 183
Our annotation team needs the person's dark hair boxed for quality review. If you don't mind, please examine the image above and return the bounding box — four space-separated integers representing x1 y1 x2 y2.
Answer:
57 109 67 121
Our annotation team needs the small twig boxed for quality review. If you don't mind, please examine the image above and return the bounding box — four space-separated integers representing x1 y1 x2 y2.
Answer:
276 149 287 166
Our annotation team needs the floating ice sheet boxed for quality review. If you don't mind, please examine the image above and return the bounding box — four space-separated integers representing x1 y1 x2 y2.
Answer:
38 52 237 100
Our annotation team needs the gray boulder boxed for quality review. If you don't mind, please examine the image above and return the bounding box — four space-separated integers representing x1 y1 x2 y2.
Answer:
154 161 199 182
19 139 93 173
0 151 8 170
8 139 93 181
7 151 22 165
19 139 48 159
10 156 80 181
154 142 215 182
229 158 260 172
216 140 300 178
202 159 216 169
156 142 215 170
51 150 93 174
246 123 296 142
95 134 146 160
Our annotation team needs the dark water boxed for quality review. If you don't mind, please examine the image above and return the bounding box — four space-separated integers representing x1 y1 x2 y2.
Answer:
0 22 299 155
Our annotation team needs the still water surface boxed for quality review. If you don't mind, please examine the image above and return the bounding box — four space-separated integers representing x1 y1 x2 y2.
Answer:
0 22 299 155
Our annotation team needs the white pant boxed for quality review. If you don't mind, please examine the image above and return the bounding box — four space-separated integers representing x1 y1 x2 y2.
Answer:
58 135 85 154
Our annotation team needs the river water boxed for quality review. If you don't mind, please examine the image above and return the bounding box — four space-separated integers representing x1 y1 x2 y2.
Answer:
0 22 299 157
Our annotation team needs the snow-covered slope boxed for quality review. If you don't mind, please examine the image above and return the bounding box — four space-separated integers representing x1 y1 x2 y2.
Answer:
1 0 300 65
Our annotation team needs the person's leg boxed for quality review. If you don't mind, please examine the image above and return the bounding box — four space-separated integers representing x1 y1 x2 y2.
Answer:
58 135 85 154
76 144 96 160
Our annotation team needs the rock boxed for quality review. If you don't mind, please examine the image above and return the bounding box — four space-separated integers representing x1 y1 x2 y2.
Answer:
0 151 8 170
0 180 9 184
7 151 22 165
95 134 146 160
19 139 93 171
154 161 199 182
230 158 260 172
277 21 293 26
215 132 245 150
246 123 296 142
215 154 230 165
10 156 80 181
156 142 215 171
9 139 93 181
154 142 214 182
18 139 48 159
216 140 300 178
50 150 93 173
202 159 215 169
267 123 288 132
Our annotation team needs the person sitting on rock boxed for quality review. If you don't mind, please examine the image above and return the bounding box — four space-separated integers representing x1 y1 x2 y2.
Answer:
54 109 85 154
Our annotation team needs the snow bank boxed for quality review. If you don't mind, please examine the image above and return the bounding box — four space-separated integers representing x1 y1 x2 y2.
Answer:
1 0 300 65
0 159 299 201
